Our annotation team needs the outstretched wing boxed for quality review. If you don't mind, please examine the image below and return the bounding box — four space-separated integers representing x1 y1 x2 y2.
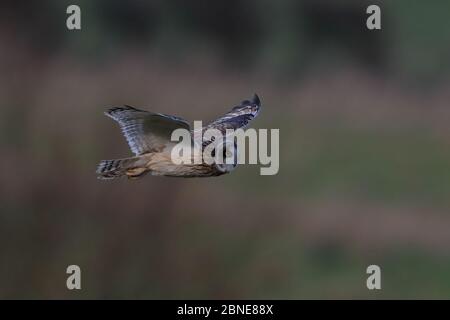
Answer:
105 105 190 155
204 94 261 133
198 94 261 146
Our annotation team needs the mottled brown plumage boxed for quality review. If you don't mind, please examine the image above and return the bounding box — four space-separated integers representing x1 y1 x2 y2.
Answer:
96 94 261 179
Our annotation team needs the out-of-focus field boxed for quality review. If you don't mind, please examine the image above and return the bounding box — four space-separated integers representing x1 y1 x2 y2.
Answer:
1 1 450 299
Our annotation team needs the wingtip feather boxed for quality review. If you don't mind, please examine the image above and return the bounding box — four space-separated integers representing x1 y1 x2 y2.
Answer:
252 94 261 107
104 105 142 118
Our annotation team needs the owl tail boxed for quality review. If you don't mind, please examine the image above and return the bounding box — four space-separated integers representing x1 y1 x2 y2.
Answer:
96 157 146 180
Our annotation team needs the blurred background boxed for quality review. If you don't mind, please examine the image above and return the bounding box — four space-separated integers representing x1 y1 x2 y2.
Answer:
1 0 450 299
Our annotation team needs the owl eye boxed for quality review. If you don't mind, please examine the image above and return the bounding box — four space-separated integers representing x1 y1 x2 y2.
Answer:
211 144 232 161
211 147 228 158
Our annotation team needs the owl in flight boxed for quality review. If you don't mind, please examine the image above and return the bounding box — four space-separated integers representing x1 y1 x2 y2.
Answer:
96 94 261 179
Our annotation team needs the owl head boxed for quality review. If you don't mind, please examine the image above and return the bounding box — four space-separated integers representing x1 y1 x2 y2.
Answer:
214 140 238 173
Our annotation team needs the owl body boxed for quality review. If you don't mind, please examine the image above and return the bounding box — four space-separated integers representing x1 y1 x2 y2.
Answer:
96 94 260 179
142 152 225 178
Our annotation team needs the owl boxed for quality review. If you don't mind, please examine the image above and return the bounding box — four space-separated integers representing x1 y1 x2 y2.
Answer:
96 94 261 179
